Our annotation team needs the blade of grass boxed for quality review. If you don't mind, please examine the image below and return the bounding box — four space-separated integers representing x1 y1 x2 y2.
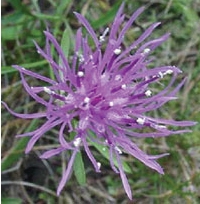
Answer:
1 60 48 75
91 0 123 29
32 13 60 20
57 26 72 81
1 119 39 171
73 151 86 185
1 197 22 204
56 0 72 16
7 0 31 15
60 26 71 59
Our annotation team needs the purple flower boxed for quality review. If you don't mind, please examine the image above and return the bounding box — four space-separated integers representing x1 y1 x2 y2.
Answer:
3 4 196 200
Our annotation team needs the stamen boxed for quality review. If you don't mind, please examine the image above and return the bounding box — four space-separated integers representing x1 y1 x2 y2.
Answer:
145 90 152 97
121 84 127 90
115 75 122 81
143 48 151 54
109 101 114 107
78 54 84 63
136 117 145 125
77 71 84 77
73 137 81 147
79 117 89 130
158 71 164 78
43 87 52 94
114 48 121 55
97 162 101 169
154 125 167 129
99 27 109 42
164 70 173 75
84 97 90 103
99 36 104 42
115 146 122 154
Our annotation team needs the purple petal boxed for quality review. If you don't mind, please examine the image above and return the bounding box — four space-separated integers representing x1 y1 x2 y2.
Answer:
2 101 46 119
118 7 145 39
57 149 78 195
115 150 132 200
25 118 62 153
109 146 119 173
40 146 66 159
59 122 74 149
12 65 56 85
19 72 49 106
74 12 99 47
43 31 71 75
82 136 101 172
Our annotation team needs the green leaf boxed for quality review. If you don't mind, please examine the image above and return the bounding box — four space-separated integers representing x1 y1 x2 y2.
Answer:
7 0 30 15
91 0 123 29
56 0 72 16
32 12 60 20
173 1 199 27
1 197 22 204
1 26 22 40
89 138 132 174
1 60 48 75
2 12 26 25
60 27 71 59
73 151 86 185
1 119 38 171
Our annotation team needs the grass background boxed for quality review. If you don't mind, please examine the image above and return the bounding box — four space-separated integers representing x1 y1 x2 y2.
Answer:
1 0 200 203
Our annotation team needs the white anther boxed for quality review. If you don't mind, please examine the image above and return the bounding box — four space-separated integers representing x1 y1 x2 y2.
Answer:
165 69 173 75
103 27 109 35
99 27 109 42
43 87 52 94
99 36 105 42
109 101 114 107
158 71 164 78
154 125 167 129
121 84 127 90
79 117 89 130
21 67 26 70
115 146 122 154
77 71 84 77
143 48 151 54
97 162 101 169
78 54 84 63
114 48 121 55
73 137 81 147
37 50 41 54
136 117 145 125
97 124 105 133
115 74 122 81
84 97 90 103
145 90 152 97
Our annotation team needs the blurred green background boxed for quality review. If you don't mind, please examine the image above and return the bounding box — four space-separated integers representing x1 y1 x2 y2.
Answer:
1 0 200 203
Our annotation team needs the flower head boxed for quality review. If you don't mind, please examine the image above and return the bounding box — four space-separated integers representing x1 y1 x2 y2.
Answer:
3 3 196 200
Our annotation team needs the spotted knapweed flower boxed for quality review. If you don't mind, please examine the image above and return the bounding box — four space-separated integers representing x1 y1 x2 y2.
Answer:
3 4 196 200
